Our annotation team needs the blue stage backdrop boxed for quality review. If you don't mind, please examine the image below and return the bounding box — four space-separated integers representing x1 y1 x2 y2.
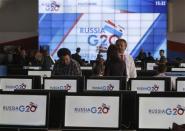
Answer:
39 0 167 61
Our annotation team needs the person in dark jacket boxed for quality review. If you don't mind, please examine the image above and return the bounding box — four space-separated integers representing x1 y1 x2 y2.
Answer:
52 48 82 76
71 47 84 65
104 44 126 76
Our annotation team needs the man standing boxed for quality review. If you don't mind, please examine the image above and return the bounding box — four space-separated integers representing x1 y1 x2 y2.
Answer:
52 48 82 76
158 49 167 65
115 39 137 79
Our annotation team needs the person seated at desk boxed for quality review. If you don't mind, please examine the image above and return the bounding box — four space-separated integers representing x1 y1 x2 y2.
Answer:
135 48 147 62
93 57 105 76
30 51 44 67
146 52 155 62
156 64 167 77
52 48 82 76
71 47 84 66
156 64 175 90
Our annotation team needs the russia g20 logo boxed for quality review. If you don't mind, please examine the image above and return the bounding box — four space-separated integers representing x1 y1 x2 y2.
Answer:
84 20 125 52
166 105 185 116
151 84 159 91
74 103 110 115
5 83 27 90
148 104 185 116
41 1 60 12
92 84 114 91
19 102 38 112
3 102 38 113
50 84 71 90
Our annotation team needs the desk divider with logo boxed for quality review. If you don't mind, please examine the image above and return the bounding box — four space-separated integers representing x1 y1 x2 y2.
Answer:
43 76 84 92
138 92 185 130
176 77 185 92
0 76 42 91
14 89 67 129
64 91 137 130
0 91 49 129
85 76 127 91
64 92 121 129
130 77 171 94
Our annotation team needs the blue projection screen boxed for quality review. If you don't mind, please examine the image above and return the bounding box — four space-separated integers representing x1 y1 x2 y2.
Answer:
39 0 167 61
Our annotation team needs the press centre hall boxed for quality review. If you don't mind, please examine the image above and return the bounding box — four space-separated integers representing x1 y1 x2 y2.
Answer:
0 0 185 131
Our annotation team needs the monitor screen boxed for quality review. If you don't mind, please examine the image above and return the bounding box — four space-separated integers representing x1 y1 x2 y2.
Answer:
86 76 126 91
176 78 185 92
23 66 42 70
44 79 77 92
64 95 120 128
180 63 185 68
0 78 32 91
146 63 157 70
130 78 169 94
0 94 48 127
139 97 185 129
171 68 185 72
39 0 168 61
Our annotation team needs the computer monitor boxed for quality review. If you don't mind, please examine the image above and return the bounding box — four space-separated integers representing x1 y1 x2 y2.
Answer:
85 76 127 91
43 76 84 92
146 62 157 70
64 92 121 129
171 67 185 72
27 70 51 85
14 89 66 129
0 76 34 91
138 92 185 130
176 77 185 92
130 77 171 94
23 66 42 70
179 63 185 67
0 91 49 129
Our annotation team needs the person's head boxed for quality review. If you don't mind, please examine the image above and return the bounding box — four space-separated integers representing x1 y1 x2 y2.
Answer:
148 52 151 56
57 48 71 65
76 47 80 53
35 51 43 61
107 44 120 62
115 39 127 53
20 49 27 57
141 48 144 53
159 49 165 57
